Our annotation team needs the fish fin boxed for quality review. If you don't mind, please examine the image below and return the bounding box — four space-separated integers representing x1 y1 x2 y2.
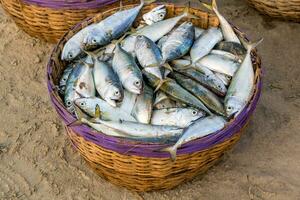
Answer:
95 104 102 119
161 146 177 161
199 0 217 11
78 58 94 68
245 38 264 52
162 63 173 72
154 78 170 92
145 63 159 68
182 6 200 19
68 105 87 126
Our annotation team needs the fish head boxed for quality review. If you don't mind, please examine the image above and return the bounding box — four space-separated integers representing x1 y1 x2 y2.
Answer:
82 29 110 50
225 97 244 117
135 35 150 50
124 76 143 94
61 41 81 61
143 5 166 25
209 75 227 95
104 85 124 107
74 98 91 114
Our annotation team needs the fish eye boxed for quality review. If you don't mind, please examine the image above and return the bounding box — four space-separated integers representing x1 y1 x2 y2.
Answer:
92 38 97 44
66 101 72 106
188 22 193 25
68 54 73 59
159 14 164 18
217 85 221 89
137 35 143 39
192 110 198 115
134 80 141 86
80 102 85 106
114 91 120 96
63 78 67 81
227 106 232 110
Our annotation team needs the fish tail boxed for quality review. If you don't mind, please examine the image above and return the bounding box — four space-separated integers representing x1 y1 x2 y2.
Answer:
154 78 170 92
200 0 218 11
143 0 156 5
161 146 177 161
68 105 87 126
182 6 200 19
246 38 264 52
162 62 173 72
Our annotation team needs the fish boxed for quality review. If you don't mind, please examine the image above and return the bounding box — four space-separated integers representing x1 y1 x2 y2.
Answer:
162 115 226 161
74 97 136 122
173 73 225 116
143 5 167 25
82 0 147 50
202 0 240 44
144 71 212 114
210 49 243 63
225 38 263 117
157 35 168 49
112 44 144 94
121 7 198 55
64 62 95 114
171 59 227 96
151 108 205 128
61 24 97 61
131 84 154 124
161 22 195 62
190 27 223 64
195 27 205 38
214 41 247 56
215 72 231 86
196 54 240 76
92 57 123 107
59 65 73 95
135 35 165 82
92 118 183 139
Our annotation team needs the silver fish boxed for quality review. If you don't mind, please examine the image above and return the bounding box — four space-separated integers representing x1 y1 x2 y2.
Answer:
143 5 166 25
59 65 73 94
197 54 240 76
163 115 226 160
92 59 123 107
132 84 154 124
135 35 164 80
92 118 183 139
210 50 243 63
65 62 95 114
151 108 205 128
190 27 223 64
122 8 196 55
171 59 227 96
61 24 97 61
214 41 247 56
203 0 240 44
112 44 144 94
75 97 136 122
195 27 205 39
225 38 263 117
161 22 195 62
173 73 226 116
82 0 145 50
119 90 137 114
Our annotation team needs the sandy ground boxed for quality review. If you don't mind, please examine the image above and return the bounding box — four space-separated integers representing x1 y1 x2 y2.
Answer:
0 0 299 199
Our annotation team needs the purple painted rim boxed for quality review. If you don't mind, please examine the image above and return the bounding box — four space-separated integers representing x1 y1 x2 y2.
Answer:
46 4 263 158
22 0 119 9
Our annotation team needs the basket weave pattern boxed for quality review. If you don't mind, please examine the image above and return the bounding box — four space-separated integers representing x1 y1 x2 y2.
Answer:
247 0 300 22
47 3 263 191
0 0 138 43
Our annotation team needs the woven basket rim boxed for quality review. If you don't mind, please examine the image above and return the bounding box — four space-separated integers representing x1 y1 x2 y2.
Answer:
46 3 263 158
21 0 119 9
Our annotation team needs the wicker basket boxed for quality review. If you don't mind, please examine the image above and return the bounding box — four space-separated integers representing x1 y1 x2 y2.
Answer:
247 0 300 22
47 3 263 192
0 0 138 43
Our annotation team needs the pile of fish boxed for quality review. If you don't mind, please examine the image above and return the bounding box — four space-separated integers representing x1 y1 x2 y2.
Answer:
58 0 262 160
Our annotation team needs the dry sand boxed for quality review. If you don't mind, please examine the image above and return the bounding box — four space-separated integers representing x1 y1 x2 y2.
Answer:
0 0 299 199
